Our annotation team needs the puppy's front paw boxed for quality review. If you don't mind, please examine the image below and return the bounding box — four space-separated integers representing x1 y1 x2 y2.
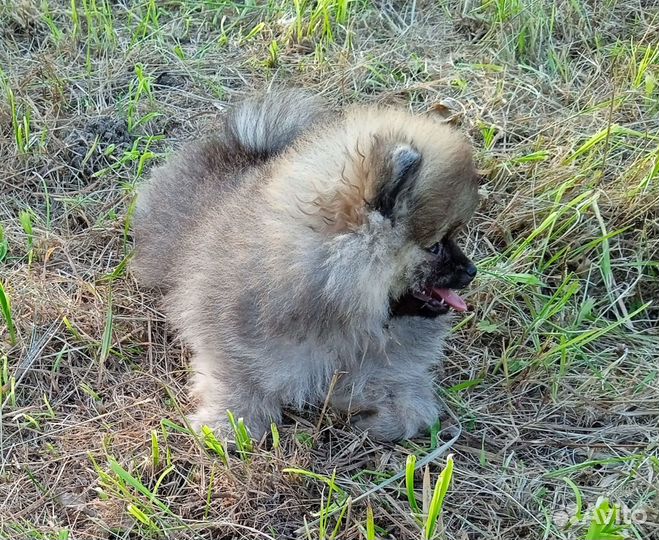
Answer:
351 394 441 441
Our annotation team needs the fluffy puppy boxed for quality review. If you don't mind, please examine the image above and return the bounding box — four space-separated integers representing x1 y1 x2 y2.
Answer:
132 89 479 441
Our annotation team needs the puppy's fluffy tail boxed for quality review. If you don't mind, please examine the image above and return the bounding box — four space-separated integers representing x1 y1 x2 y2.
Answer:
132 89 328 289
223 89 329 159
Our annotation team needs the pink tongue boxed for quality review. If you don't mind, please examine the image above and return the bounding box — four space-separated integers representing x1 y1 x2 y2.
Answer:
432 288 468 312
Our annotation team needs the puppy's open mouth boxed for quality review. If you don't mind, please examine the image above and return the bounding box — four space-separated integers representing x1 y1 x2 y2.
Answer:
412 286 468 313
390 286 469 319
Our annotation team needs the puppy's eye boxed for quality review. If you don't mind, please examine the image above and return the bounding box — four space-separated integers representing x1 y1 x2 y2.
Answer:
427 242 441 255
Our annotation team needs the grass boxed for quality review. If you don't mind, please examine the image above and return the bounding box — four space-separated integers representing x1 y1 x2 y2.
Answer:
1 0 658 538
404 454 455 539
0 283 16 346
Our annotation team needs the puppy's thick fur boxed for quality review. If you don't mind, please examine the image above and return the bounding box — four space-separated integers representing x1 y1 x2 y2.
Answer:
133 90 479 441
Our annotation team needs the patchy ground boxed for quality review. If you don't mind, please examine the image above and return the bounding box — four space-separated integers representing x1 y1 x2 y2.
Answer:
1 1 658 539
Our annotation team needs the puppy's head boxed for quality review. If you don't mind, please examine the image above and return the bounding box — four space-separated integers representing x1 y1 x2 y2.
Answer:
371 131 479 318
312 108 480 319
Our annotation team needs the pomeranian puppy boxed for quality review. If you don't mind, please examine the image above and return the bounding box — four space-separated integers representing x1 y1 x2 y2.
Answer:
132 89 479 441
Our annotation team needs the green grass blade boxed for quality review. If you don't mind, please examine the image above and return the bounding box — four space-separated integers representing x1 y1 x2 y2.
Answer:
283 468 347 498
200 425 228 466
99 293 113 367
405 454 421 515
270 422 280 449
424 454 454 539
107 456 172 515
365 504 375 540
562 477 583 523
0 225 8 263
0 282 16 345
585 499 628 540
151 430 160 469
127 503 158 530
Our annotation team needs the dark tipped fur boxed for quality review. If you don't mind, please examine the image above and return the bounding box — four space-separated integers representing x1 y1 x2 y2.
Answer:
372 144 423 219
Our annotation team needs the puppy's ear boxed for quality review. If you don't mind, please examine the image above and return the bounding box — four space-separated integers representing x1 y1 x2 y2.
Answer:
372 145 422 219
425 99 464 126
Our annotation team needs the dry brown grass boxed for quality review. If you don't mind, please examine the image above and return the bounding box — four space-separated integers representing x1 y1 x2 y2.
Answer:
1 1 658 539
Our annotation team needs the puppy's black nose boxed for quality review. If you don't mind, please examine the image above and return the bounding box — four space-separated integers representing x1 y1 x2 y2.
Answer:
465 263 477 279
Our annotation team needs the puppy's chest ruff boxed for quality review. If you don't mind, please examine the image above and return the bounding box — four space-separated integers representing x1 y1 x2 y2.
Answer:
333 317 448 369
